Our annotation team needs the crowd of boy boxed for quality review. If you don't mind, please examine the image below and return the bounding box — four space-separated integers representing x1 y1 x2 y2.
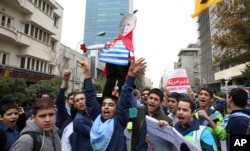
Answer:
1 57 250 151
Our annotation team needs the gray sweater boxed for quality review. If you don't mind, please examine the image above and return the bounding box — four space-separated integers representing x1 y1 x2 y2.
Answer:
10 118 61 151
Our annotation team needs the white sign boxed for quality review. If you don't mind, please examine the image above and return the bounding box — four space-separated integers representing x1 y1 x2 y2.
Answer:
166 69 190 94
146 116 195 151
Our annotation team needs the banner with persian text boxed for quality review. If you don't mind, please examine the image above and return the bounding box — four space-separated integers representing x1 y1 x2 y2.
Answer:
165 69 190 94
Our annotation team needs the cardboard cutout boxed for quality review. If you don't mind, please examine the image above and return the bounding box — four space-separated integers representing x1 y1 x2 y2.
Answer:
100 11 137 97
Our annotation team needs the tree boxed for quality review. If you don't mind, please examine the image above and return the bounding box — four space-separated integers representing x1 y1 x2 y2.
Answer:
211 0 250 66
25 78 60 105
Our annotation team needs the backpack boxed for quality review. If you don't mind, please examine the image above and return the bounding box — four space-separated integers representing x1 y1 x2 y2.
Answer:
21 132 42 151
0 129 41 151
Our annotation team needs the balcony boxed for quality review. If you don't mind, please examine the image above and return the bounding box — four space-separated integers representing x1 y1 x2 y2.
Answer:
0 26 32 46
214 63 246 80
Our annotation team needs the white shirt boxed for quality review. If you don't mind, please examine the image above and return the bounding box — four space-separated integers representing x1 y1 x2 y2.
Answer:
168 112 178 126
61 122 73 151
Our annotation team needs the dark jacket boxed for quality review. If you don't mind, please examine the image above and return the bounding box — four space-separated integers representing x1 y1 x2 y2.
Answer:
55 88 71 133
0 122 19 151
226 109 250 134
131 106 172 151
71 78 100 151
86 76 135 151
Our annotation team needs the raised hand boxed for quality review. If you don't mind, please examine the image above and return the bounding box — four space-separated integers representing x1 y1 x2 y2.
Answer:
128 57 147 77
63 70 71 81
76 57 91 78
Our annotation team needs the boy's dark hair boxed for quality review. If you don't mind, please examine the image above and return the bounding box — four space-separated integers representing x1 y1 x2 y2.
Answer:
199 87 213 98
32 98 55 115
228 88 248 108
149 88 164 102
168 92 183 102
101 95 118 105
141 88 150 94
179 97 196 112
67 92 76 99
0 103 19 115
73 92 85 100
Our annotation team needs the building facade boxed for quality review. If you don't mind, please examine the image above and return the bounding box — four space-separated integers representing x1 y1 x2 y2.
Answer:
0 0 64 84
0 0 85 92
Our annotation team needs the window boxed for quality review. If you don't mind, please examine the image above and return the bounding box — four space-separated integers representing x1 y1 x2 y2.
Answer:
24 24 29 34
7 18 11 28
53 16 58 26
43 32 47 42
42 2 46 12
27 58 31 69
48 65 53 74
35 27 38 39
46 34 50 44
20 57 25 68
40 62 43 72
44 63 47 72
39 29 43 40
31 25 34 37
50 41 55 51
38 0 42 8
36 60 40 71
1 15 5 26
1 53 7 64
31 59 35 70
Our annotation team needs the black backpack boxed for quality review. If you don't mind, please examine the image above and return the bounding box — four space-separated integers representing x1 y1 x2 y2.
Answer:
21 132 42 151
0 129 41 151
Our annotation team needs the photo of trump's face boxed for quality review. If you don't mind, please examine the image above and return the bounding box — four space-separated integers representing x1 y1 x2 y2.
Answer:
119 14 137 36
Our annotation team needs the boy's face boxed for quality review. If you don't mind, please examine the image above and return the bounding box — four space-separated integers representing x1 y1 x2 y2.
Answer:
147 93 162 115
198 90 211 108
73 93 86 111
0 108 19 129
67 95 74 107
167 97 178 114
32 108 56 133
177 101 193 125
141 90 150 105
120 16 136 36
101 98 116 120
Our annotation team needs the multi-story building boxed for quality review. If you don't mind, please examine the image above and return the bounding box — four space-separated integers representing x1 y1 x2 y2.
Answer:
0 0 63 83
59 44 87 92
0 0 85 92
177 43 200 92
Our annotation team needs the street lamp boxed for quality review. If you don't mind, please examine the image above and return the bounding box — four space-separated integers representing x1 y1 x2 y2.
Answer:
75 31 106 52
72 31 106 91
